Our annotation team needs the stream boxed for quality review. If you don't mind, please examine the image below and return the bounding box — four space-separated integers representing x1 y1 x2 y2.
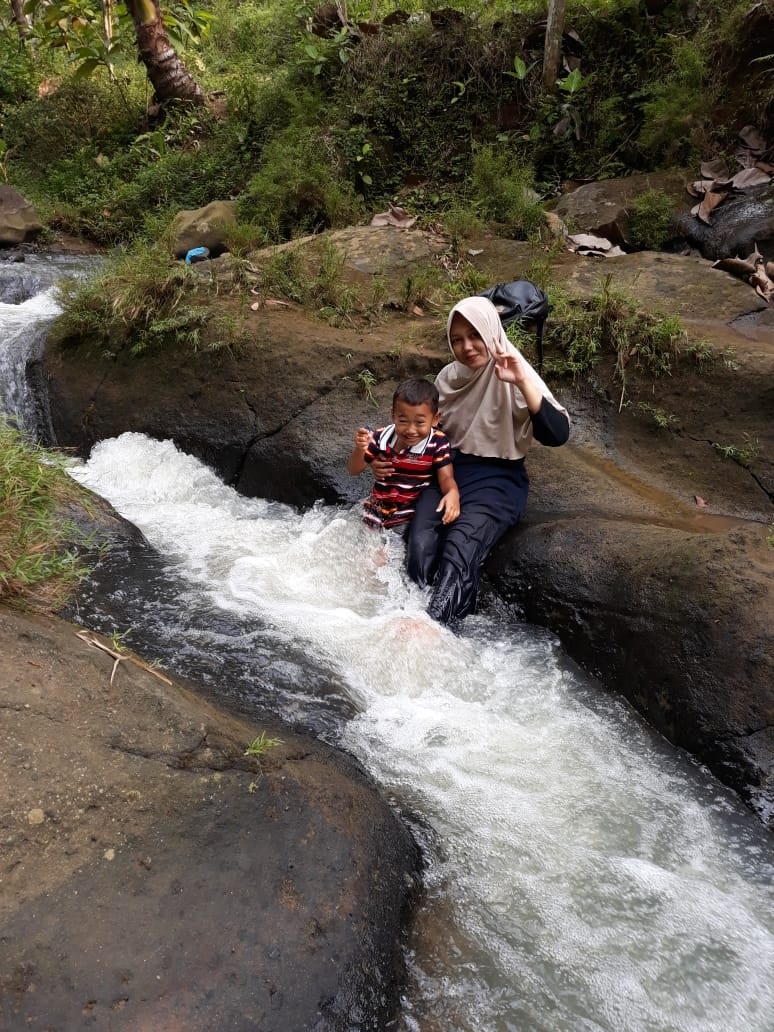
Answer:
3 256 774 1032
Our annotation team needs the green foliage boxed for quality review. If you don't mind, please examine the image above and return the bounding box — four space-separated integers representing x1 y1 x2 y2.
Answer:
467 144 544 239
0 424 89 608
0 0 756 255
3 76 145 171
0 33 37 111
439 205 485 252
238 125 366 240
712 433 760 469
636 38 709 165
250 237 361 321
52 240 211 354
681 338 716 369
8 82 257 242
244 731 283 757
637 402 678 431
627 188 675 250
544 275 686 386
356 368 377 406
23 0 212 82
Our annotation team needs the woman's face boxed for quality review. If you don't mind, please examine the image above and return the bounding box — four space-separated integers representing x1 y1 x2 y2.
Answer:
449 313 489 370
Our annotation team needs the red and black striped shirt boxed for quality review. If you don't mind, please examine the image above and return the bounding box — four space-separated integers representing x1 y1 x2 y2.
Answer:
362 424 452 529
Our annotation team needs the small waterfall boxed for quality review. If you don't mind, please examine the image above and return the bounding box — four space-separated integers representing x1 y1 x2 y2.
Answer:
0 254 100 434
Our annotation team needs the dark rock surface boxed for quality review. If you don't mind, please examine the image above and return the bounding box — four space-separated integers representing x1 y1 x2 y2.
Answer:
551 170 691 247
677 183 774 261
0 604 420 1030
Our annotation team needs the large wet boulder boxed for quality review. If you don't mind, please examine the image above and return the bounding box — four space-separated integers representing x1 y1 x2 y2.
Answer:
677 182 774 261
0 184 43 246
487 512 774 819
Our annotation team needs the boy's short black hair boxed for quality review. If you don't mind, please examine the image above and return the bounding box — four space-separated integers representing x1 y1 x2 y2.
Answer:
392 377 439 412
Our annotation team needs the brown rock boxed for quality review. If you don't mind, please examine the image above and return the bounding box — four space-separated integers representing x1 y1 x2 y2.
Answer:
0 184 43 246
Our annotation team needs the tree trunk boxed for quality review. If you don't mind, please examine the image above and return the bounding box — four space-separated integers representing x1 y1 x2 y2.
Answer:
10 0 32 40
542 0 567 90
101 0 115 79
125 0 204 106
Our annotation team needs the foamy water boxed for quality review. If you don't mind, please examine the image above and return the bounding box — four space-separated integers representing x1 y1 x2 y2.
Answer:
0 255 101 433
69 432 774 1032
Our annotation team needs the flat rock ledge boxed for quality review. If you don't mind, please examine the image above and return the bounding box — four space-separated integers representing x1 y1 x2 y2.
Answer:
0 605 420 1030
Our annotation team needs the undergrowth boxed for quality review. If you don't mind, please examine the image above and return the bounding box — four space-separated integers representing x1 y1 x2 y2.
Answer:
538 273 687 405
0 425 90 609
3 0 751 249
51 242 214 354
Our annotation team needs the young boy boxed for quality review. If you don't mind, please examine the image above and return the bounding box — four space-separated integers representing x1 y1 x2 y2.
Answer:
347 378 460 531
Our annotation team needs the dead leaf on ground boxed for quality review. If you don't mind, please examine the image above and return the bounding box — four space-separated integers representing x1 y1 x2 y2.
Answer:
739 125 768 153
750 267 774 304
370 203 417 229
713 256 758 278
688 178 717 197
730 166 772 189
698 190 726 223
565 232 625 257
699 158 731 182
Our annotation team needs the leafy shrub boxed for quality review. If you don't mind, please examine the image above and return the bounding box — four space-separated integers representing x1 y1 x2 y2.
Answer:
52 241 211 355
628 188 676 250
3 75 146 170
544 275 685 384
0 424 88 608
20 100 257 243
203 0 299 71
636 39 709 165
238 125 365 239
467 144 544 238
0 33 37 111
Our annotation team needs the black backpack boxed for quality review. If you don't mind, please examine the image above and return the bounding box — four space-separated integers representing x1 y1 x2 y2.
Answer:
478 280 549 374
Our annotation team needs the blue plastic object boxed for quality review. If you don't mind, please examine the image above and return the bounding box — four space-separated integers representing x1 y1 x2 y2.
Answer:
185 246 210 264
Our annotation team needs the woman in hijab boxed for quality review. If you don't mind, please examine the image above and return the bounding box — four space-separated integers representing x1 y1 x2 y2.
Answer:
404 294 570 624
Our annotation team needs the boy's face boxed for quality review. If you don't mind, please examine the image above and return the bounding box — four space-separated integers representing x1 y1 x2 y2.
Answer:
392 399 438 448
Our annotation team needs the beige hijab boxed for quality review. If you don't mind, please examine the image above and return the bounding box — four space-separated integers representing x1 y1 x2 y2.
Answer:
435 295 567 460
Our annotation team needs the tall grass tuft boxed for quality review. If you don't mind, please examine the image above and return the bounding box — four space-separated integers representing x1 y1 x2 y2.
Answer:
0 425 89 609
52 241 210 355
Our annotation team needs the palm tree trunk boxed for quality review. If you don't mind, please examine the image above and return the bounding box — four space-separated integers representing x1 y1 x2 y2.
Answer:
125 0 204 106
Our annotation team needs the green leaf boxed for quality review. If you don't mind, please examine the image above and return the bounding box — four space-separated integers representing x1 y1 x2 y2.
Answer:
71 57 100 80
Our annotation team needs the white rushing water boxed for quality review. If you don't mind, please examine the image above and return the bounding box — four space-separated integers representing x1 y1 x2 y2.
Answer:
69 432 774 1032
0 255 101 433
0 288 60 429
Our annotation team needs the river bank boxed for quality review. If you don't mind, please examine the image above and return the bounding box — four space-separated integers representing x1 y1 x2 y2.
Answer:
0 601 420 1029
